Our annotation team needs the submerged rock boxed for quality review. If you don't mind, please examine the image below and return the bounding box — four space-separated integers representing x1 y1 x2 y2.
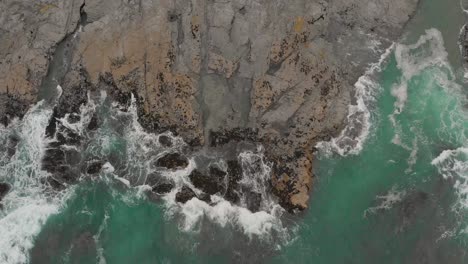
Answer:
87 113 99 131
245 191 262 213
0 182 11 201
6 134 20 158
152 181 174 195
86 160 104 174
155 153 189 169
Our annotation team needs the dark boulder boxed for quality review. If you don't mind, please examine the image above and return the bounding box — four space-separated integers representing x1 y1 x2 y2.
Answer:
86 161 104 174
197 192 212 204
245 191 262 212
152 182 174 194
158 135 173 147
87 113 99 131
0 182 11 200
175 186 196 203
224 160 243 203
155 153 189 169
188 167 226 195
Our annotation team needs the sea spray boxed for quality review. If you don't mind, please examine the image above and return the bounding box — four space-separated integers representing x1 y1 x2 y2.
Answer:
317 43 394 156
0 100 63 263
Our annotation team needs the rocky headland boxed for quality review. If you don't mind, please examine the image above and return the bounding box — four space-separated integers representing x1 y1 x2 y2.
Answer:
0 0 419 212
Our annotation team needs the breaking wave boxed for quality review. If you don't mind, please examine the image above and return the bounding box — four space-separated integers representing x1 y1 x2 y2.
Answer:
0 99 69 264
317 43 394 156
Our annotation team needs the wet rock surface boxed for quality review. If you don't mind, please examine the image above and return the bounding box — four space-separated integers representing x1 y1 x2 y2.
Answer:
1 0 419 213
189 168 226 195
155 153 189 170
176 186 197 203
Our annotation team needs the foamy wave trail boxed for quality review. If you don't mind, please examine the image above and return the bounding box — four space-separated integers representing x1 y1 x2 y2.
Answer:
317 43 394 156
364 186 406 218
0 99 64 263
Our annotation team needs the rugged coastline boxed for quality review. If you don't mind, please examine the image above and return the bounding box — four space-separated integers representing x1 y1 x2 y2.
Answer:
0 0 419 212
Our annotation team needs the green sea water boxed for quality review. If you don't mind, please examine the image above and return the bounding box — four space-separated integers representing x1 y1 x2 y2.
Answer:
2 0 468 263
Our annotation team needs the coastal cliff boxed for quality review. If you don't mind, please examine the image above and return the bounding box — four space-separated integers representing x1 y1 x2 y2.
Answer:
0 0 419 212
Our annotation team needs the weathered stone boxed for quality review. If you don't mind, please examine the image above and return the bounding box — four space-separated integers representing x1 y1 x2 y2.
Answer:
155 153 189 170
210 128 258 147
152 182 174 195
224 160 243 204
86 160 104 174
245 191 262 213
175 186 196 203
158 135 173 147
189 168 226 195
6 135 20 158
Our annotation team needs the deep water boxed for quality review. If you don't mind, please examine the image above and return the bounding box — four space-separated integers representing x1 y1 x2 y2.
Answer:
1 0 468 263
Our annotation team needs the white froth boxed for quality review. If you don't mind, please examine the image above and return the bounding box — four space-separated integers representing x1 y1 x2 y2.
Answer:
108 95 291 242
0 101 66 263
0 203 59 264
390 29 451 149
364 187 406 217
432 147 468 209
317 43 394 156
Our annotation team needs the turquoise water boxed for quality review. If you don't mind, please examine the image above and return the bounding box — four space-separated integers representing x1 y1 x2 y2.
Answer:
1 0 468 263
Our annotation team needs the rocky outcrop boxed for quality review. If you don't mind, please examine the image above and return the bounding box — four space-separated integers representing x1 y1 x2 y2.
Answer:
0 0 83 124
1 0 419 212
155 153 189 170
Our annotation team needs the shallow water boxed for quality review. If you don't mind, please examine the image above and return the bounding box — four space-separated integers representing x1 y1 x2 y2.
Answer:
1 0 468 263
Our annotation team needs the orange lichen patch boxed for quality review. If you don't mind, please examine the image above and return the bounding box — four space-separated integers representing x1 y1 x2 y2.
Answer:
294 16 305 33
38 3 58 14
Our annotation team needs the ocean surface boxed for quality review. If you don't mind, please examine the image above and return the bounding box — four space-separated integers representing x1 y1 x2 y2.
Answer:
1 0 468 263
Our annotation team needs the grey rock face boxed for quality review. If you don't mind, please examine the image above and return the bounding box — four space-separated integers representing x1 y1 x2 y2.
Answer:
0 0 419 212
0 0 83 122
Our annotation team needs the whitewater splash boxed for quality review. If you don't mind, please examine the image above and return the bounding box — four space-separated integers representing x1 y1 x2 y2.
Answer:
0 100 68 264
432 148 468 209
317 42 394 156
109 95 292 243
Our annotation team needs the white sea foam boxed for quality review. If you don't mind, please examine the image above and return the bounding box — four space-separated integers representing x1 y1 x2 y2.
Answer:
364 187 406 217
105 95 292 243
0 204 59 264
432 147 468 209
0 98 66 263
317 43 394 156
390 29 451 148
